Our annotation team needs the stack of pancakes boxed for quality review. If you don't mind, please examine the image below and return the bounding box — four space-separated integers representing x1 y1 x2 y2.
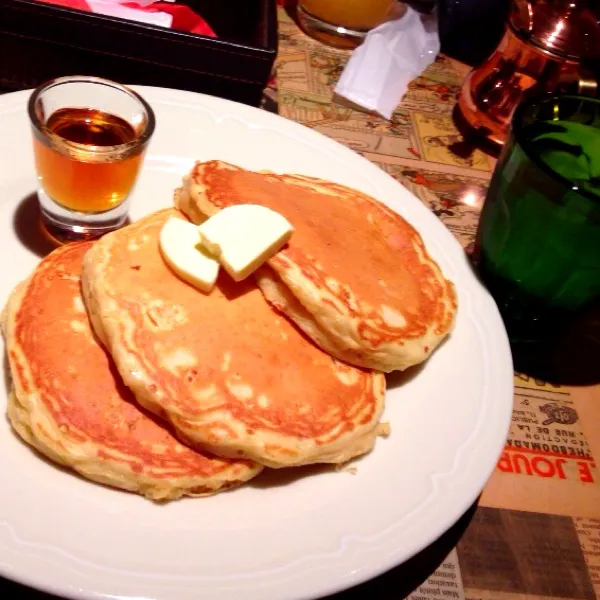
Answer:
3 161 457 502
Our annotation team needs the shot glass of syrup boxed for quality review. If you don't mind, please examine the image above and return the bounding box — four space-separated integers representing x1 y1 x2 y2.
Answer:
28 76 155 242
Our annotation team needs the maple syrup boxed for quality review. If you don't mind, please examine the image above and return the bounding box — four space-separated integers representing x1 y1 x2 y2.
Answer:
33 107 143 213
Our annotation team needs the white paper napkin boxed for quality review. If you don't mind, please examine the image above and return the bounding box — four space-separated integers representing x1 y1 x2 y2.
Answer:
87 0 174 27
334 6 440 120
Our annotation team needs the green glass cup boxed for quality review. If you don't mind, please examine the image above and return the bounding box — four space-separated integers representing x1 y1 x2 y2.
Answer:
474 94 600 348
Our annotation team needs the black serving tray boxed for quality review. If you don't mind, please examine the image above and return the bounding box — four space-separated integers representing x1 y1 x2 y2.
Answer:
0 0 277 106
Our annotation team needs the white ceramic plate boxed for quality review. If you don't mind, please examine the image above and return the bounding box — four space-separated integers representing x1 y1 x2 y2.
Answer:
0 87 513 600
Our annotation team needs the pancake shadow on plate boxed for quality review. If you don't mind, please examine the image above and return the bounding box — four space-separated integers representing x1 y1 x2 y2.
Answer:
249 445 380 490
385 362 425 389
249 463 336 489
383 320 455 389
3 351 11 397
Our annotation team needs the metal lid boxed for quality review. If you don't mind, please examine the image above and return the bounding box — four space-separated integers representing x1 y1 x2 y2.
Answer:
510 0 600 60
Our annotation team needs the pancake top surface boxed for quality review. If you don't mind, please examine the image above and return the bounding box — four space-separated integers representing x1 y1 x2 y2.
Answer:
85 210 384 464
10 242 257 482
189 161 456 344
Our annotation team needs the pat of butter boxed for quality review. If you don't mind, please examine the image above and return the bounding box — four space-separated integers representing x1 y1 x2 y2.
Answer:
159 216 220 293
197 205 293 281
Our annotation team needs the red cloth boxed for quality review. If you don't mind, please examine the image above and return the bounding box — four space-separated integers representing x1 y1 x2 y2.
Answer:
37 0 217 36
40 0 90 8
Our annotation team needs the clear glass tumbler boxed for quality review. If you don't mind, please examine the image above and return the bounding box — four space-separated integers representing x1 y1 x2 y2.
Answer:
28 76 155 242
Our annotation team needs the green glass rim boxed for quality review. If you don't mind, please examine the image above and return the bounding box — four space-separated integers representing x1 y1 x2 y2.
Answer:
511 93 600 205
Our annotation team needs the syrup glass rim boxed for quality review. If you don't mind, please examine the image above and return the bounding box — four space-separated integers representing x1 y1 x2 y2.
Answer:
27 75 156 155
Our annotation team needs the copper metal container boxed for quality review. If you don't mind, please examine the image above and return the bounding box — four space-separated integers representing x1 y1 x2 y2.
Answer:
456 0 600 147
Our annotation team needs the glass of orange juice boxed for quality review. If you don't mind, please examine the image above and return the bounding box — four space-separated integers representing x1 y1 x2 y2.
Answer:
297 0 398 48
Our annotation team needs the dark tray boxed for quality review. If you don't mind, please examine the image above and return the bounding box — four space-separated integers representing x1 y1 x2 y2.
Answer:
0 0 277 106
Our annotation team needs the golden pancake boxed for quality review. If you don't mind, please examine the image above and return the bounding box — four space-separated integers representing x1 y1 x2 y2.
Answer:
82 209 387 468
175 160 457 372
2 243 262 501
